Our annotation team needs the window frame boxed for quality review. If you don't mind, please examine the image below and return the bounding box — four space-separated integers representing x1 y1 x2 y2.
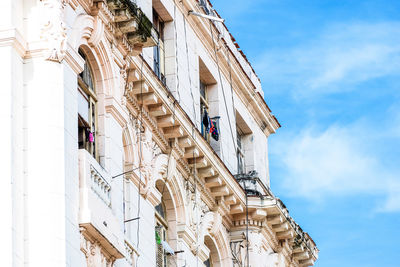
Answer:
77 49 98 161
236 128 245 174
155 202 168 267
153 9 166 84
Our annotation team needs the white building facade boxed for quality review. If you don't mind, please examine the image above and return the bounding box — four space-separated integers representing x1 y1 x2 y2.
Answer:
1 0 318 266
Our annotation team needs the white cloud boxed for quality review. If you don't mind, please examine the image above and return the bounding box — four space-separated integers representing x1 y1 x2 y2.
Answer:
379 180 400 212
255 21 400 98
271 122 400 212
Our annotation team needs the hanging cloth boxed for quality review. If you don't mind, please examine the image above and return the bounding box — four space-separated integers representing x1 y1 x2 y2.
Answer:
155 231 162 245
85 128 94 143
202 109 209 130
156 231 175 255
88 131 94 143
161 240 175 255
209 119 219 141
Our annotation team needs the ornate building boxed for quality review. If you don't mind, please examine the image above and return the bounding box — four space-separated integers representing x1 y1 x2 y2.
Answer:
1 0 319 266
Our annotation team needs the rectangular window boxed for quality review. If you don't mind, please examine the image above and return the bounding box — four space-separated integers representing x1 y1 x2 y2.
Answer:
153 9 166 85
236 128 245 174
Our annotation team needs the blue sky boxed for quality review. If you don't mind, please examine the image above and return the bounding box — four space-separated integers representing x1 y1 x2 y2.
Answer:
212 0 400 266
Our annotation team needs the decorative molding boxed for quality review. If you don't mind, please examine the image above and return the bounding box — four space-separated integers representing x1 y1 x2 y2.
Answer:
80 229 116 267
77 0 94 13
39 0 68 62
88 15 104 47
69 0 79 10
91 1 114 33
104 96 128 128
124 239 139 265
64 42 85 74
0 28 27 58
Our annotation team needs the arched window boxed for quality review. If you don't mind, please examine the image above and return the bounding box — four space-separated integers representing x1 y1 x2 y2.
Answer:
77 48 98 160
155 202 168 267
204 236 220 267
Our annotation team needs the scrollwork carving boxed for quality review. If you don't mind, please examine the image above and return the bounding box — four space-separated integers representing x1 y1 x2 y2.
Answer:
40 0 68 62
80 233 114 267
135 126 166 198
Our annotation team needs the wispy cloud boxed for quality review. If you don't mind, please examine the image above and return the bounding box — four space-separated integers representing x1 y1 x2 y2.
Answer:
255 21 400 98
270 120 400 212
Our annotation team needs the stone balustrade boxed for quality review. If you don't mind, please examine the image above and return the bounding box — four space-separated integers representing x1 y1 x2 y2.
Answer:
89 165 111 207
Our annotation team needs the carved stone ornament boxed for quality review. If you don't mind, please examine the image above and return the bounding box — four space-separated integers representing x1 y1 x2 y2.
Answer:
39 0 68 62
186 185 210 233
230 240 244 267
80 232 114 267
190 209 221 254
136 126 165 197
120 64 128 92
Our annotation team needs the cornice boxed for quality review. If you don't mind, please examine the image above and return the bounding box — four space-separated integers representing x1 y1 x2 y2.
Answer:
104 95 128 128
177 0 280 136
125 94 169 153
0 28 27 58
177 223 197 247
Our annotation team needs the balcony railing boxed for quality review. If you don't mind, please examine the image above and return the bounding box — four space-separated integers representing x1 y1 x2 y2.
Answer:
234 170 318 266
89 164 111 206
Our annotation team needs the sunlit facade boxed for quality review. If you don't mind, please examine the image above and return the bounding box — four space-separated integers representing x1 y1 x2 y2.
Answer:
1 0 318 266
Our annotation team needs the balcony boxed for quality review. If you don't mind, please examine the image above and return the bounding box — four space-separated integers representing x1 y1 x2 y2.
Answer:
106 0 158 50
234 171 319 266
78 149 124 259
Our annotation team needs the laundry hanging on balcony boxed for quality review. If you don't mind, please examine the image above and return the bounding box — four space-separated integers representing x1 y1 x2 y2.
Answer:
202 109 210 130
156 231 175 255
209 118 219 141
85 128 94 143
202 109 220 141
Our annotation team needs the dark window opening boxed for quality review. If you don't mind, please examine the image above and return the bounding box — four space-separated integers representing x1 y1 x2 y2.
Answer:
153 9 166 85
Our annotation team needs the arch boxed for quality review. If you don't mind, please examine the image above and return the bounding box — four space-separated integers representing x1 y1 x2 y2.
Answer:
195 211 231 266
122 125 136 168
74 19 119 164
77 43 113 97
204 235 222 267
212 225 232 266
70 10 118 97
155 178 179 264
153 156 186 225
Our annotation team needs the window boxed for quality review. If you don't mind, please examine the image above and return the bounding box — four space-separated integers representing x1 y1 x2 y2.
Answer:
78 49 98 160
199 0 210 15
155 203 168 267
153 9 166 85
236 128 245 174
235 111 254 175
199 58 218 144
